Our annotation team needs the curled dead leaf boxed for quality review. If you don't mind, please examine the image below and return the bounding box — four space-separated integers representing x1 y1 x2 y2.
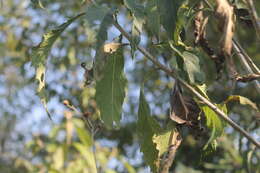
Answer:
170 81 201 125
215 0 235 56
235 73 260 82
194 2 208 45
194 2 225 78
170 82 188 124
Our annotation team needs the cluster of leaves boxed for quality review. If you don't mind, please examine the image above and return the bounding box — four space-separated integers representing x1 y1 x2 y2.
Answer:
0 0 259 172
15 114 136 173
29 0 260 172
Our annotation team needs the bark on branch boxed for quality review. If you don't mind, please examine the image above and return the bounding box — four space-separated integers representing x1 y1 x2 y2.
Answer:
159 129 182 173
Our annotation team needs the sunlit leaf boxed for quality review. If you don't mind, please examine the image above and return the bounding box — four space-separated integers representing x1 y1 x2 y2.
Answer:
49 125 62 139
215 0 234 56
75 127 92 147
201 104 227 150
73 143 97 173
64 111 73 145
95 48 127 128
31 13 85 118
137 90 161 172
182 51 204 84
224 95 258 110
52 147 64 170
153 129 172 158
123 161 136 173
195 84 209 99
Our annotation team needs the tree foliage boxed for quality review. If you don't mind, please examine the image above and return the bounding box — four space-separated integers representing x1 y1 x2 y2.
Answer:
0 0 259 173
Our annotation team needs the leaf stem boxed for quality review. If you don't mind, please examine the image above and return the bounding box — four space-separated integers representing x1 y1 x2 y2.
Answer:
112 21 260 148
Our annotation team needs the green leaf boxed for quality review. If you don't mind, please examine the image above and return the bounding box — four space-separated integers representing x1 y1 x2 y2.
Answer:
31 13 85 118
182 51 204 84
153 122 179 160
137 90 161 172
84 4 115 78
73 143 97 173
87 4 114 50
94 10 115 78
153 129 172 158
85 4 110 26
145 0 160 37
145 0 160 36
169 43 204 84
195 84 209 99
124 0 145 58
75 127 92 147
158 0 183 38
122 159 137 173
224 95 258 110
31 0 45 9
95 48 127 128
95 13 114 53
201 104 227 150
124 0 145 32
52 147 64 170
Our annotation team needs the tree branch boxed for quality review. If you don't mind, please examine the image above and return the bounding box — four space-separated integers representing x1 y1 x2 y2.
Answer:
159 129 182 173
244 0 260 39
232 40 260 94
112 21 260 148
232 39 260 74
202 0 260 94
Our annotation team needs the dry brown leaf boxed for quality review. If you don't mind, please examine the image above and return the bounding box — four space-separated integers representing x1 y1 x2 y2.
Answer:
194 2 203 44
236 73 260 82
193 3 226 78
194 2 208 45
215 0 235 56
170 82 202 125
170 83 189 124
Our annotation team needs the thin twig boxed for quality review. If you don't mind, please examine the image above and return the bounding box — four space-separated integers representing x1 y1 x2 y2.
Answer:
63 100 98 171
112 21 260 148
233 39 260 74
203 0 260 94
245 0 260 39
232 40 260 94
